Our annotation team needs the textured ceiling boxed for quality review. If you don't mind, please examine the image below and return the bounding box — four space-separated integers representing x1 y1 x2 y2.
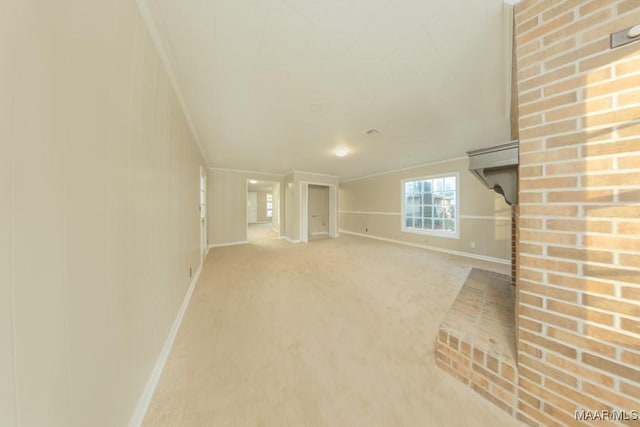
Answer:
141 0 513 180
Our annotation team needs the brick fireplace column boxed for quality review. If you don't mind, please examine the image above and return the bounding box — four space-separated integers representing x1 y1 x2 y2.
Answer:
514 1 640 425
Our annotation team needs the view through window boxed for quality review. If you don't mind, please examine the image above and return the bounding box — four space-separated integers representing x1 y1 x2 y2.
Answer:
402 174 457 236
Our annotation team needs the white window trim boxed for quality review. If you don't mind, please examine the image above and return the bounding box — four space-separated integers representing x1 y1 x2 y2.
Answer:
400 172 460 240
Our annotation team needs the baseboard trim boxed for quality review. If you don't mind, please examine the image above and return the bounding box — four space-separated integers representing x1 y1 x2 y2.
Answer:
459 215 512 221
339 210 401 216
208 240 248 248
278 236 301 243
128 262 203 427
311 231 329 236
338 229 510 266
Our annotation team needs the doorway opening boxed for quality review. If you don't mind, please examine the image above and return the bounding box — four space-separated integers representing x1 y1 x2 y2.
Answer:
300 182 338 243
246 179 280 243
307 185 329 241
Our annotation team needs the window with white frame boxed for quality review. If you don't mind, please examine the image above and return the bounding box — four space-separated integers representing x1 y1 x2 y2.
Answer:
401 174 458 238
266 193 273 218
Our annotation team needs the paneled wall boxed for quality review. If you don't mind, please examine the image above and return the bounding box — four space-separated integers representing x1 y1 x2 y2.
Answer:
0 1 205 425
207 169 284 245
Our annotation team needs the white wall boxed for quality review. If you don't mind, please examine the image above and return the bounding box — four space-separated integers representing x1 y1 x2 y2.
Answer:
1 1 205 425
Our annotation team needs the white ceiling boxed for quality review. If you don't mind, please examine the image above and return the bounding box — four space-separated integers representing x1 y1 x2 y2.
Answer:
141 0 513 180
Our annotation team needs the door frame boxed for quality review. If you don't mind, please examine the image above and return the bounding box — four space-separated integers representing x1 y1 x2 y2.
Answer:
200 166 208 263
246 179 281 241
300 181 338 243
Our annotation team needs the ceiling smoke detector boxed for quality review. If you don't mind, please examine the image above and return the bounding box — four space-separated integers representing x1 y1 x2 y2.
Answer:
364 128 381 136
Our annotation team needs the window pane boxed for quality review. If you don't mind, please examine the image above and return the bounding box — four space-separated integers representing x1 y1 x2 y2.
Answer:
405 182 414 194
407 201 416 216
445 176 456 191
403 175 456 234
431 198 440 217
406 196 417 214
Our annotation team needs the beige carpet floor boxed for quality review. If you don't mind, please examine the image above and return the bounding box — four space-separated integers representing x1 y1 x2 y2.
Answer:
143 225 517 426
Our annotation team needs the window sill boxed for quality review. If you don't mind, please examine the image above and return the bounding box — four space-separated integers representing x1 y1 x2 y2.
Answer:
401 227 459 240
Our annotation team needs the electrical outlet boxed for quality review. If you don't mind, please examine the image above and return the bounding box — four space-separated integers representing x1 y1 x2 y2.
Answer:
470 241 476 249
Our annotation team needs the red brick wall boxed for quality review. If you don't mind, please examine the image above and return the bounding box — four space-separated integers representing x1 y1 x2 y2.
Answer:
515 1 640 425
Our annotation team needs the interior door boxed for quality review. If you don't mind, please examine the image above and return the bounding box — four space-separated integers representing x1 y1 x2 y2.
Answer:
247 192 257 223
